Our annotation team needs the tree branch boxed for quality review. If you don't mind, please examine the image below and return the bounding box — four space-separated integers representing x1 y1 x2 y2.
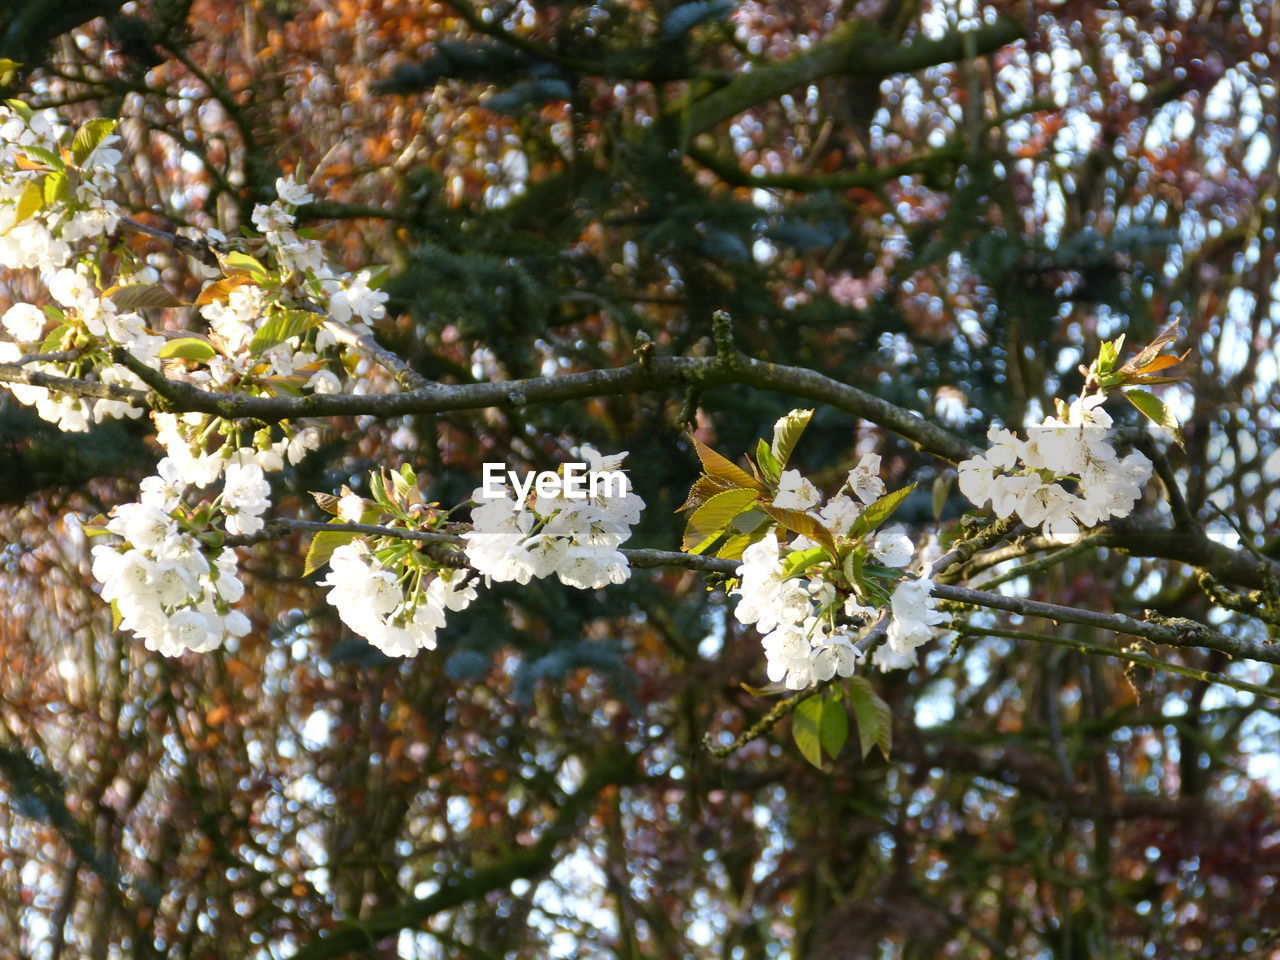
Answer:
289 748 638 960
681 16 1025 135
934 583 1280 666
18 348 977 463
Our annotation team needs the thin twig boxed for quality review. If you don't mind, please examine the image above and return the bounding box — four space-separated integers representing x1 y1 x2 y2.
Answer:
118 216 220 266
934 583 1280 665
957 625 1280 701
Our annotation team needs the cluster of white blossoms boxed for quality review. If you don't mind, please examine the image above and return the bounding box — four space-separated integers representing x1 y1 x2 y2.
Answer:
957 393 1153 541
0 108 120 272
319 543 478 656
734 531 865 689
462 448 645 589
246 176 389 332
732 452 949 685
0 105 405 655
0 107 160 429
0 274 164 431
0 100 386 439
88 454 269 656
1 101 1173 710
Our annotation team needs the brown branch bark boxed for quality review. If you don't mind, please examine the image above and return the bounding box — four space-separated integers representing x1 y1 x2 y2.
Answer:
289 747 639 960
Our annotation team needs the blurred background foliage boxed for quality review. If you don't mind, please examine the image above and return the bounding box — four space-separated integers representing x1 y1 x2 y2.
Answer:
0 0 1278 956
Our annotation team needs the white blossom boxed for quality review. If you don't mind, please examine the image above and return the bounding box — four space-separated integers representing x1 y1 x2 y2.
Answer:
956 393 1152 539
275 174 314 207
319 543 476 655
847 453 886 504
327 270 388 326
773 469 821 511
462 453 643 589
2 302 45 341
222 462 271 536
870 525 914 568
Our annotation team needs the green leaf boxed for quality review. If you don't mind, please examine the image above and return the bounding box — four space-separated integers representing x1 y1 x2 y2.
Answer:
157 337 217 361
847 677 892 759
714 528 769 560
71 118 118 165
1097 334 1125 373
849 483 917 540
819 693 849 759
304 528 359 576
194 273 260 306
931 473 952 521
676 473 738 513
689 436 762 491
755 438 781 484
110 598 122 631
759 504 838 557
11 180 44 229
369 471 388 508
1123 389 1185 450
220 250 268 279
39 321 73 352
771 408 813 469
104 283 185 310
363 265 392 289
792 696 825 768
4 98 34 123
42 170 68 205
728 509 769 535
780 545 829 579
390 465 416 500
248 309 322 355
683 487 761 553
311 492 342 516
21 144 64 172
739 680 790 697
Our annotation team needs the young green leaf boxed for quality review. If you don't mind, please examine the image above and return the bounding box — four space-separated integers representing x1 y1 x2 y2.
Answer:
303 528 359 576
792 696 826 768
780 545 829 579
715 527 770 560
848 483 917 539
739 680 791 697
682 487 761 552
931 473 952 521
369 471 388 508
20 144 64 172
248 309 322 355
771 408 813 469
390 466 416 500
157 337 217 361
42 170 69 205
39 321 73 352
755 438 781 484
71 118 118 165
689 436 763 491
4 97 34 123
104 283 185 310
847 677 892 759
1124 389 1185 450
11 180 44 228
676 473 739 513
219 250 269 279
759 504 839 557
819 693 849 759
